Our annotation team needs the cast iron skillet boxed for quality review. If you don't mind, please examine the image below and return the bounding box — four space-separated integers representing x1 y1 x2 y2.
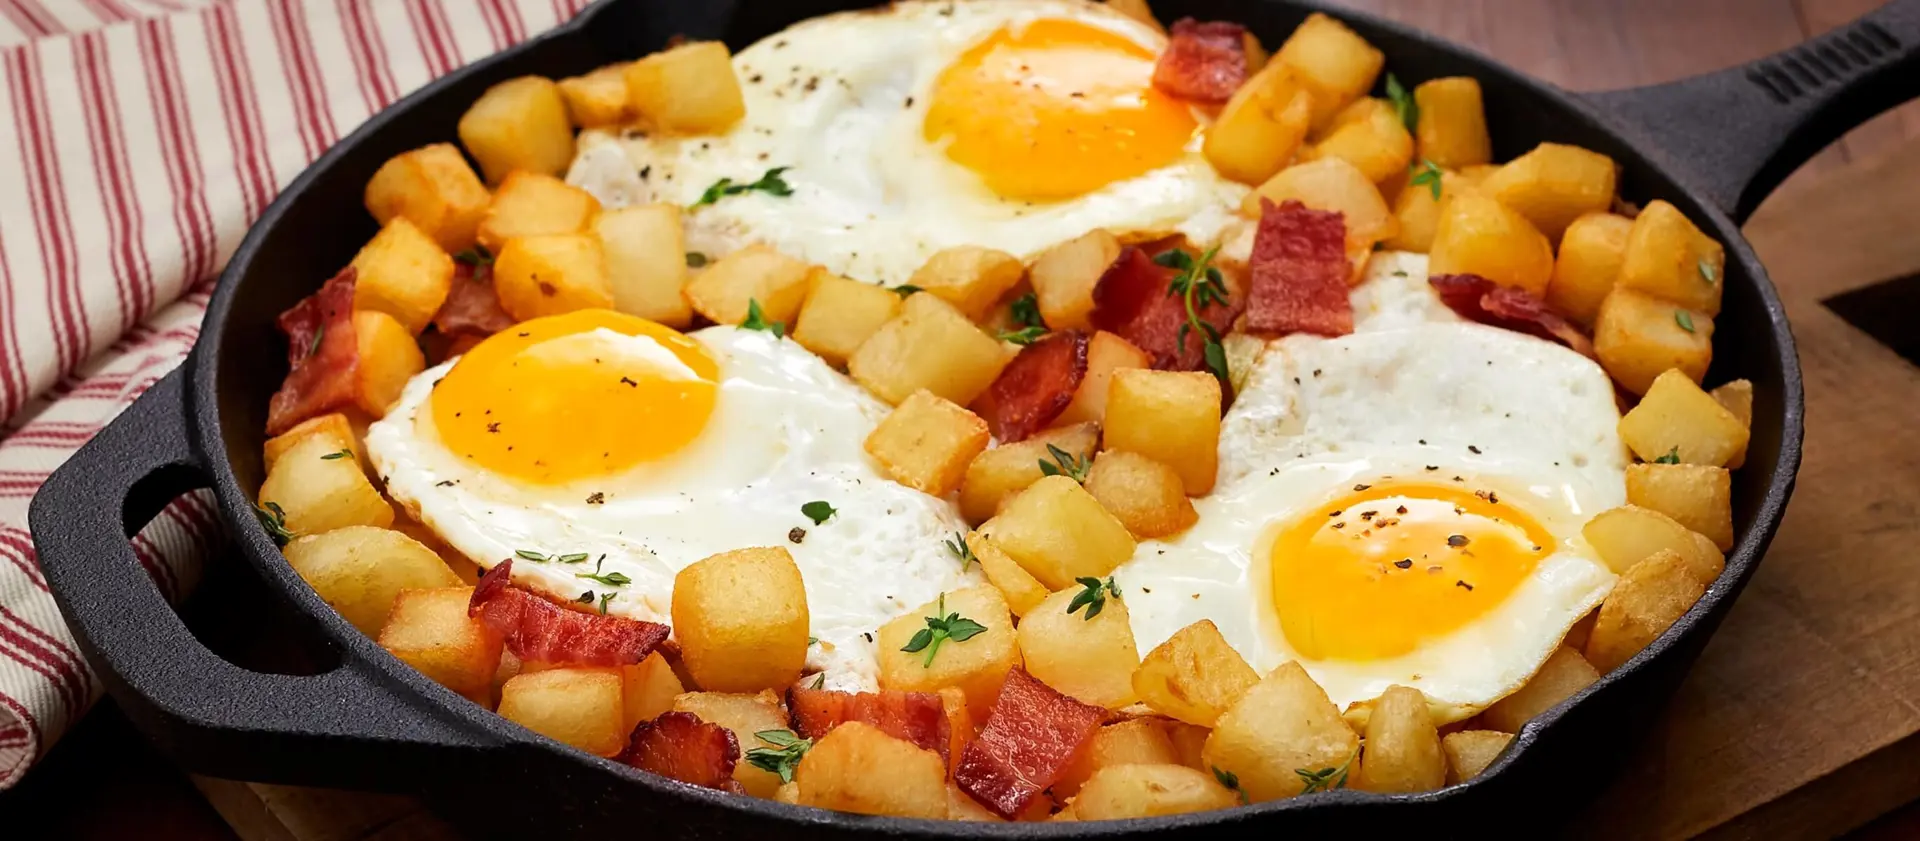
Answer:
28 0 1920 836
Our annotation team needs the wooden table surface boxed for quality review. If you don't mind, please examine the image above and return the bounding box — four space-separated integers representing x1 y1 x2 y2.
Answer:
3 1 1918 838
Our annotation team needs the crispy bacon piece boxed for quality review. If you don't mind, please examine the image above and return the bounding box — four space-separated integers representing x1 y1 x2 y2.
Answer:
954 668 1106 819
1246 199 1354 338
266 267 360 435
1090 246 1243 372
618 711 744 792
1152 19 1253 104
1429 273 1596 358
970 331 1089 443
424 262 515 365
787 685 951 761
468 560 670 667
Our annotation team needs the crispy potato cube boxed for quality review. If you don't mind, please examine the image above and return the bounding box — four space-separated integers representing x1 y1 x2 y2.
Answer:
793 721 949 818
1031 229 1123 331
1085 450 1198 539
498 668 625 756
1618 200 1725 316
877 586 1020 713
557 62 633 129
939 686 975 776
1276 13 1385 130
1383 167 1471 253
970 533 1050 619
672 689 789 797
262 412 359 473
1478 143 1618 243
848 293 1013 406
493 234 615 322
625 41 745 135
1202 661 1358 802
1549 212 1634 325
620 651 684 734
1105 0 1161 32
378 586 500 696
349 218 454 334
866 391 991 497
672 547 809 693
1131 620 1260 726
1351 684 1445 794
1441 730 1512 784
957 422 1101 524
457 76 574 184
1584 549 1708 673
683 245 812 329
282 526 461 635
1105 369 1221 495
947 785 1002 821
1564 610 1598 653
476 172 601 253
1164 720 1209 771
1245 157 1396 253
259 435 394 537
1481 646 1598 733
1071 764 1237 819
1204 60 1315 185
1053 719 1180 800
980 475 1136 591
792 270 902 367
1413 77 1491 168
594 204 691 328
1627 463 1734 551
909 246 1026 321
1019 586 1141 708
363 143 490 253
1594 289 1714 395
1581 505 1724 585
1306 98 1413 185
1713 379 1754 469
1056 331 1150 427
351 310 425 417
1429 192 1554 297
1618 369 1750 467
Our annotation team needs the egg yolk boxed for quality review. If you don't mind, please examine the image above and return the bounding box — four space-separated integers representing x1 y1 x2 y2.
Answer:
1269 482 1554 662
923 18 1198 200
429 310 720 485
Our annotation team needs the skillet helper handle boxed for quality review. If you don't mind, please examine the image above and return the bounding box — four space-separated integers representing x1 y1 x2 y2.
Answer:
1583 0 1920 223
29 369 488 789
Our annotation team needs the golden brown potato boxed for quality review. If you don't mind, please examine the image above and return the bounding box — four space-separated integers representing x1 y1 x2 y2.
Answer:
1245 157 1396 254
1480 646 1598 733
865 390 992 497
556 62 633 129
1053 719 1180 800
1019 585 1141 709
793 721 949 818
1617 369 1750 467
1275 12 1385 130
1626 463 1735 551
492 234 615 322
1131 620 1260 727
1105 369 1221 495
1618 200 1725 316
498 668 625 756
1351 685 1445 794
262 412 361 474
1593 288 1714 395
619 651 684 734
876 586 1021 713
1202 661 1358 802
1584 549 1708 673
258 435 393 537
682 244 812 328
957 423 1101 525
980 475 1136 591
1581 505 1724 585
363 143 490 253
1163 720 1209 771
1478 143 1618 243
672 547 809 693
671 690 789 797
349 218 454 335
282 526 461 635
625 41 746 135
457 76 575 184
1306 98 1413 185
378 586 500 698
1055 330 1150 427
594 204 692 328
1031 229 1122 331
970 533 1050 619
1429 191 1554 297
1413 77 1491 169
1070 764 1238 819
947 785 1003 821
1383 166 1471 254
1712 379 1754 469
1084 450 1198 539
476 172 601 253
1441 730 1512 784
351 309 426 417
1204 61 1315 185
848 293 1014 406
1548 212 1634 325
791 271 903 367
938 686 975 777
909 246 1026 321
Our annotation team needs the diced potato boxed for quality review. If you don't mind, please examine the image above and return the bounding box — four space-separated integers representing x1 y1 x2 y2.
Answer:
671 690 789 798
1429 192 1554 297
1626 463 1734 551
1204 60 1315 185
1581 505 1724 585
1245 157 1396 254
1055 331 1150 427
793 721 949 818
492 234 615 322
378 586 501 697
957 422 1101 524
1031 229 1122 331
776 782 802 806
1413 77 1491 169
1131 620 1260 726
1351 684 1445 794
350 310 425 417
1222 331 1267 398
476 172 601 253
363 143 491 253
1441 730 1512 784
1201 661 1359 802
1618 369 1750 467
939 686 975 777
672 547 809 693
1105 369 1221 495
865 390 992 497
457 76 575 184
980 475 1136 591
848 293 1014 406
282 526 461 635
909 246 1026 321
1712 379 1754 469
259 435 394 537
1019 586 1141 708
1383 167 1470 253
1480 647 1598 733
876 586 1021 713
1478 143 1618 243
349 218 454 335
1084 450 1197 539
1305 98 1413 185
682 244 812 328
1275 12 1385 130
1593 288 1714 395
1548 212 1634 325
498 668 625 756
1071 764 1237 819
1105 0 1162 32
947 785 1002 821
1618 200 1725 316
625 41 746 135
1565 610 1598 653
1053 719 1180 800
620 651 684 734
1583 549 1708 673
1164 720 1209 771
557 62 633 129
262 412 360 473
594 204 692 328
792 270 903 367
970 533 1050 619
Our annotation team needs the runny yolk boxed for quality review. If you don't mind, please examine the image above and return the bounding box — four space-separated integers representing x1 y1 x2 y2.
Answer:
1268 482 1554 662
429 309 719 485
923 18 1198 200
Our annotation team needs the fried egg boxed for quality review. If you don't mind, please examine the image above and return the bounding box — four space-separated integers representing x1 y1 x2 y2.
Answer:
1116 253 1627 722
567 0 1247 284
366 311 981 690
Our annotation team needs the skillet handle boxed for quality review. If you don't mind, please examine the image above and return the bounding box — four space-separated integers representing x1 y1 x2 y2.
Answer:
1582 0 1920 223
29 369 495 789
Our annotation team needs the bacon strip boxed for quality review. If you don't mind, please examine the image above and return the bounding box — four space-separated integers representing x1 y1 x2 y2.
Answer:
1090 246 1243 372
266 267 359 435
1429 273 1596 358
618 711 744 793
787 685 951 761
954 668 1107 819
970 331 1089 443
1152 19 1253 104
433 261 515 337
468 560 670 667
1246 199 1354 338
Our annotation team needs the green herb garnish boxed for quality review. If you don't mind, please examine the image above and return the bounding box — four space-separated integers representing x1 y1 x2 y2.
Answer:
1654 447 1681 465
1155 246 1231 387
1385 73 1418 133
517 549 589 564
576 556 631 588
1038 444 1090 483
944 533 977 568
1674 310 1695 333
515 549 548 562
810 673 827 689
319 449 352 461
694 166 793 207
1410 158 1443 201
576 591 595 605
1296 752 1355 794
1213 766 1249 805
453 245 494 268
255 502 294 547
307 324 325 359
802 500 836 525
741 298 786 338
686 252 709 268
599 592 616 615
1066 576 1120 621
889 284 924 298
1010 292 1045 329
744 730 814 783
998 326 1048 345
900 594 989 667
1699 259 1717 286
